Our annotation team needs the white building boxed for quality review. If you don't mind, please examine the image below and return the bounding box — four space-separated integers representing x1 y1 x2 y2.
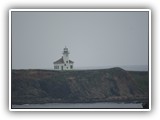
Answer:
53 47 74 70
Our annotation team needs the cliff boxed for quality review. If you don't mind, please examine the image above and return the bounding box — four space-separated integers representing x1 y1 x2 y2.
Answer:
11 67 149 104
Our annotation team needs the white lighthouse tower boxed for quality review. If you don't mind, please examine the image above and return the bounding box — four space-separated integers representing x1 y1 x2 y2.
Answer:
63 46 69 64
62 46 70 70
53 47 74 70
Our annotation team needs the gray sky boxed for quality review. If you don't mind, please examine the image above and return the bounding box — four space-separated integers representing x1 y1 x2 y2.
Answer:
12 11 149 69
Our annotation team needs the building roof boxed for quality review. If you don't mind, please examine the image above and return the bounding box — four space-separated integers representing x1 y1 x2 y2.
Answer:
69 60 74 63
54 57 74 64
54 57 64 64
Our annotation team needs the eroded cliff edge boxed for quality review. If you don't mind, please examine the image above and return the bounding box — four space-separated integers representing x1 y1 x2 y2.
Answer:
11 67 149 104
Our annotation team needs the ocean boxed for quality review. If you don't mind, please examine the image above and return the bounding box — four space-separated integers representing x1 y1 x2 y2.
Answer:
12 102 143 109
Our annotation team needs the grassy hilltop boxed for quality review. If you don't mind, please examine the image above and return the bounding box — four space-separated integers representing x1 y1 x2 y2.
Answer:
11 67 149 104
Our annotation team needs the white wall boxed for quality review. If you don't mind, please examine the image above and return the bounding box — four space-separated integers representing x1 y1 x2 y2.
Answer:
54 63 63 70
54 63 73 70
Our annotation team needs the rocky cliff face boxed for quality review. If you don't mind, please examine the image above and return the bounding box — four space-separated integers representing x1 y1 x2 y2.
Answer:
11 68 149 104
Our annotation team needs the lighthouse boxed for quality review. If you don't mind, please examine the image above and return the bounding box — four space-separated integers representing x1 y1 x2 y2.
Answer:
53 47 74 70
63 46 69 65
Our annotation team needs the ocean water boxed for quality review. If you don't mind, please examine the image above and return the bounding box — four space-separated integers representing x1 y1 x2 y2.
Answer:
12 102 143 109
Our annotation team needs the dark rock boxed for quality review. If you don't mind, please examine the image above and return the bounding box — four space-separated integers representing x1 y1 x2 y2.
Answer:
142 102 149 109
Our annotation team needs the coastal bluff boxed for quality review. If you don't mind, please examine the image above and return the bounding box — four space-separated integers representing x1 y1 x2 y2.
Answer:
11 67 149 104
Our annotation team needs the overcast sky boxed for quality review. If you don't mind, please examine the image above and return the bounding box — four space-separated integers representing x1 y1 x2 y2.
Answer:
11 11 149 69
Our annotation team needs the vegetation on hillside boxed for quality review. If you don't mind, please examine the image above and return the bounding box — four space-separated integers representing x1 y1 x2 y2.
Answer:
129 71 149 95
11 68 149 104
